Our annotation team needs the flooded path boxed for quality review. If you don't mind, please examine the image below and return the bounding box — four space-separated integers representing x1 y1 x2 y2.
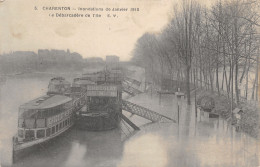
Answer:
0 75 259 167
124 93 259 167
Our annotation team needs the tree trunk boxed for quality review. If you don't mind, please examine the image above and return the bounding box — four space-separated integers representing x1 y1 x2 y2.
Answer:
200 54 203 88
252 49 259 100
235 57 239 104
210 71 214 92
256 49 259 101
186 65 191 105
234 16 240 104
245 61 250 100
228 58 232 96
216 62 219 95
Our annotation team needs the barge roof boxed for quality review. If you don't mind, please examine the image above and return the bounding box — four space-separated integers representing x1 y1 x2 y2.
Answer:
49 77 70 85
73 79 96 85
20 94 72 110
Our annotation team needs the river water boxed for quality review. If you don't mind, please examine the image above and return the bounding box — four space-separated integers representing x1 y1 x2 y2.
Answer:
0 73 259 167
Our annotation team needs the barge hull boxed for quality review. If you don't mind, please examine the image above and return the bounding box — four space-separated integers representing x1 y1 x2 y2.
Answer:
13 123 74 163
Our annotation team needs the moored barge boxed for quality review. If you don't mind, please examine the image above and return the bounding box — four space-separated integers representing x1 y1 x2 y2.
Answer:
74 69 123 131
76 86 121 131
13 94 74 162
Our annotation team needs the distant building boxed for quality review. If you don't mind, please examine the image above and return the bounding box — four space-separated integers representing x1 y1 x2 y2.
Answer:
85 57 104 63
105 55 120 70
106 55 119 63
38 49 83 62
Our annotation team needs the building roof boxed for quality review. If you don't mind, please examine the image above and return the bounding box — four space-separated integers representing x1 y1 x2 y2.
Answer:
20 94 72 110
73 79 96 85
82 71 102 76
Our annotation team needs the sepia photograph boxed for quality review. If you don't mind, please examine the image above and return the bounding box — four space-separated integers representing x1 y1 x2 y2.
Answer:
0 0 259 166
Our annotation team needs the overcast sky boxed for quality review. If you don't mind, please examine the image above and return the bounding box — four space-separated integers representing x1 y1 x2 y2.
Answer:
0 0 212 61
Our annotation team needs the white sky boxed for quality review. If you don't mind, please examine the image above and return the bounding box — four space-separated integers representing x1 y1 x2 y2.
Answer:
0 0 212 61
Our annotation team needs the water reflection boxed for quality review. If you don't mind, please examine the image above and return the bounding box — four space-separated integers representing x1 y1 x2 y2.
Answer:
67 129 123 167
0 75 259 167
119 134 169 167
126 93 259 167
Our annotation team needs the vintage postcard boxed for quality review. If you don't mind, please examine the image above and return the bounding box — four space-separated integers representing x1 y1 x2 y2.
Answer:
0 0 259 166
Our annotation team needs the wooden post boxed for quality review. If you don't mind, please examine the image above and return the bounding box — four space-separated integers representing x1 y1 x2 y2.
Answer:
12 136 15 164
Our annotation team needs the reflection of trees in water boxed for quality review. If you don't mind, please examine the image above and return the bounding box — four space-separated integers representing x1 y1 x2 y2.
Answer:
167 144 202 167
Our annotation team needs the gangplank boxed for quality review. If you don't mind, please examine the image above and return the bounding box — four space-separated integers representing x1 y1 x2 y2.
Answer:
124 77 141 86
119 113 140 130
122 100 175 123
122 81 142 96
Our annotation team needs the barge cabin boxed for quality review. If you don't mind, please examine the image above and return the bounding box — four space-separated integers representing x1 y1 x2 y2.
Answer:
13 94 74 160
47 77 71 95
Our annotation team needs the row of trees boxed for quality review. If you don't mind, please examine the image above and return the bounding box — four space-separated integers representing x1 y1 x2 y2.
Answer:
132 0 260 105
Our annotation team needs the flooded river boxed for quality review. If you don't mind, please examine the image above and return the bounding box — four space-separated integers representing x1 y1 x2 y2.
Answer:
0 74 259 167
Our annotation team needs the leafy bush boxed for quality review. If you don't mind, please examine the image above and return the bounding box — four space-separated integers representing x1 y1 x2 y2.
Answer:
197 90 259 138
